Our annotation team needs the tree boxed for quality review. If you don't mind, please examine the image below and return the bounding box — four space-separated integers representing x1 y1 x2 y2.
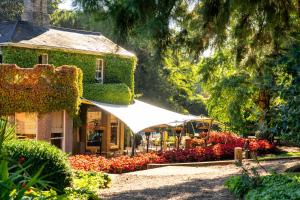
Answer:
0 0 62 21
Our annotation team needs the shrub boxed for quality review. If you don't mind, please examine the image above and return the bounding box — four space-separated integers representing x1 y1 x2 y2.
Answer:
69 153 166 174
226 174 300 200
225 175 252 199
83 83 132 105
3 140 73 192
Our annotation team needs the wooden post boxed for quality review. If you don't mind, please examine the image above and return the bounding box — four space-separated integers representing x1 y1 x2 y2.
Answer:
163 131 168 151
131 134 135 157
234 147 243 163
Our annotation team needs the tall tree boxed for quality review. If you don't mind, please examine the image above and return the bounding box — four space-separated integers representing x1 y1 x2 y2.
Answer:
0 0 62 21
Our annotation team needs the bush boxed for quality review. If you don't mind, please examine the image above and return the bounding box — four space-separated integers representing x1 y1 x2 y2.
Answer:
225 175 252 199
225 174 300 200
69 153 166 174
3 140 73 192
83 83 132 105
245 174 300 200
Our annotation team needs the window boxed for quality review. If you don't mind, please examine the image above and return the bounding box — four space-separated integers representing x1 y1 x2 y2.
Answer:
110 115 120 148
51 111 64 150
15 112 37 139
86 108 103 148
0 48 2 63
38 54 48 64
51 133 64 149
95 59 104 83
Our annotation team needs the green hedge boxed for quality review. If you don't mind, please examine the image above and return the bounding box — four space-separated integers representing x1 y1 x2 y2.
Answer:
0 64 82 116
3 140 73 192
2 46 136 93
83 83 132 105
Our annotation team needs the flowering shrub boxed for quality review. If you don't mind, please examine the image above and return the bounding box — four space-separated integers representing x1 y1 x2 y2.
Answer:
69 132 275 174
249 139 275 153
69 153 166 174
190 138 206 147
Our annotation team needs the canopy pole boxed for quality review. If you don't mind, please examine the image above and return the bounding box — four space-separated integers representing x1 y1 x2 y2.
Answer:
131 134 135 157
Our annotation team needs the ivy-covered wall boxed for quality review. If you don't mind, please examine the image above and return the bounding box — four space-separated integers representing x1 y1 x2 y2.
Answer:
0 64 82 116
2 46 136 104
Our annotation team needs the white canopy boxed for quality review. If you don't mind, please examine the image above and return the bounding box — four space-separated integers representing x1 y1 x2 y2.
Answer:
83 99 205 133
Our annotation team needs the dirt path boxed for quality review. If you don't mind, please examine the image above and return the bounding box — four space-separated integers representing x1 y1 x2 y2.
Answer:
100 159 300 200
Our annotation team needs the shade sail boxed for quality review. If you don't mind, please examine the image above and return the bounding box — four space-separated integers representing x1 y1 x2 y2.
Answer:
83 99 203 133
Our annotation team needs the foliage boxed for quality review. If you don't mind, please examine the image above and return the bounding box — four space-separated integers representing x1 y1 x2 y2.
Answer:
69 132 274 173
226 174 300 200
69 153 166 174
0 64 82 116
73 170 111 190
61 170 111 200
84 83 132 105
266 37 300 144
0 0 61 21
75 0 300 141
3 140 73 192
0 0 23 21
199 51 259 135
225 175 253 199
0 118 52 200
50 9 115 39
2 46 136 104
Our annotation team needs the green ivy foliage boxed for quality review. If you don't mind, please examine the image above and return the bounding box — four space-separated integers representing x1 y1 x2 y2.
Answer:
83 83 132 105
2 46 136 95
0 64 82 116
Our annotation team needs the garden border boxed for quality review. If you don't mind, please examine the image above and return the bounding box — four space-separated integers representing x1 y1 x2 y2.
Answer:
147 156 300 169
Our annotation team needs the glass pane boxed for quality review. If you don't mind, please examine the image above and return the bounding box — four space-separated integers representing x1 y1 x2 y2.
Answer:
51 133 63 138
87 130 103 147
51 139 62 149
86 110 103 147
111 122 118 145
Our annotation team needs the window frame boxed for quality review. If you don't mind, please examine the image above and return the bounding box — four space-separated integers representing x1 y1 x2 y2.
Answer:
38 53 48 64
95 58 104 84
0 47 2 63
110 116 120 149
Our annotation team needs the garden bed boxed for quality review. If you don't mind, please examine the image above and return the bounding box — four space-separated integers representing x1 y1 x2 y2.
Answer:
69 132 276 174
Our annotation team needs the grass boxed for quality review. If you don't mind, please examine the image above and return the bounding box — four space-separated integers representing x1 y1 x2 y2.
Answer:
258 152 300 160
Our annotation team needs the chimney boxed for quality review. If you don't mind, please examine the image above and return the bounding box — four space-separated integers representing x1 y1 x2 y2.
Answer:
22 0 49 27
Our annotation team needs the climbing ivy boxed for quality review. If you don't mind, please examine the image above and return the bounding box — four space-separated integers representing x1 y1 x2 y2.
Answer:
0 64 83 116
2 46 136 98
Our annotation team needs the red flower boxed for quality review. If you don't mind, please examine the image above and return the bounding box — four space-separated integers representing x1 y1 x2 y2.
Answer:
19 156 25 164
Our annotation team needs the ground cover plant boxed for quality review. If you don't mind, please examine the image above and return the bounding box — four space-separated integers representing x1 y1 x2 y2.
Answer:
225 172 300 200
69 132 275 173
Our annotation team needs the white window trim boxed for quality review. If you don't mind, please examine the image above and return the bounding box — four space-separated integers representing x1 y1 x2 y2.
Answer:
95 58 104 84
38 53 48 64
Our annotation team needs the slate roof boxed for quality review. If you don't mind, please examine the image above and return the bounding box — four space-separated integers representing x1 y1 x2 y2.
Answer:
0 21 135 57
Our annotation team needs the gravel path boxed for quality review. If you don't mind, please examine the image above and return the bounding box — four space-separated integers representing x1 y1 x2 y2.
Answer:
100 159 300 200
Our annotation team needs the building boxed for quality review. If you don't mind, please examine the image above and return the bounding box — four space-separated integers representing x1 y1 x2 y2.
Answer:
0 0 136 156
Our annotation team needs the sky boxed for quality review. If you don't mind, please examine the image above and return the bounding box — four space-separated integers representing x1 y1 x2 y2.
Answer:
58 0 74 10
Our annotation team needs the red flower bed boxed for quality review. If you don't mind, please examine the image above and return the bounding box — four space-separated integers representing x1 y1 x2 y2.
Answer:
69 132 275 174
69 153 166 174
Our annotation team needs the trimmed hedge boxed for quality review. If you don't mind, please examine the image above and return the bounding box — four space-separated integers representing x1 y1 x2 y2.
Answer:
83 83 132 105
2 46 136 97
3 140 73 192
0 64 83 116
